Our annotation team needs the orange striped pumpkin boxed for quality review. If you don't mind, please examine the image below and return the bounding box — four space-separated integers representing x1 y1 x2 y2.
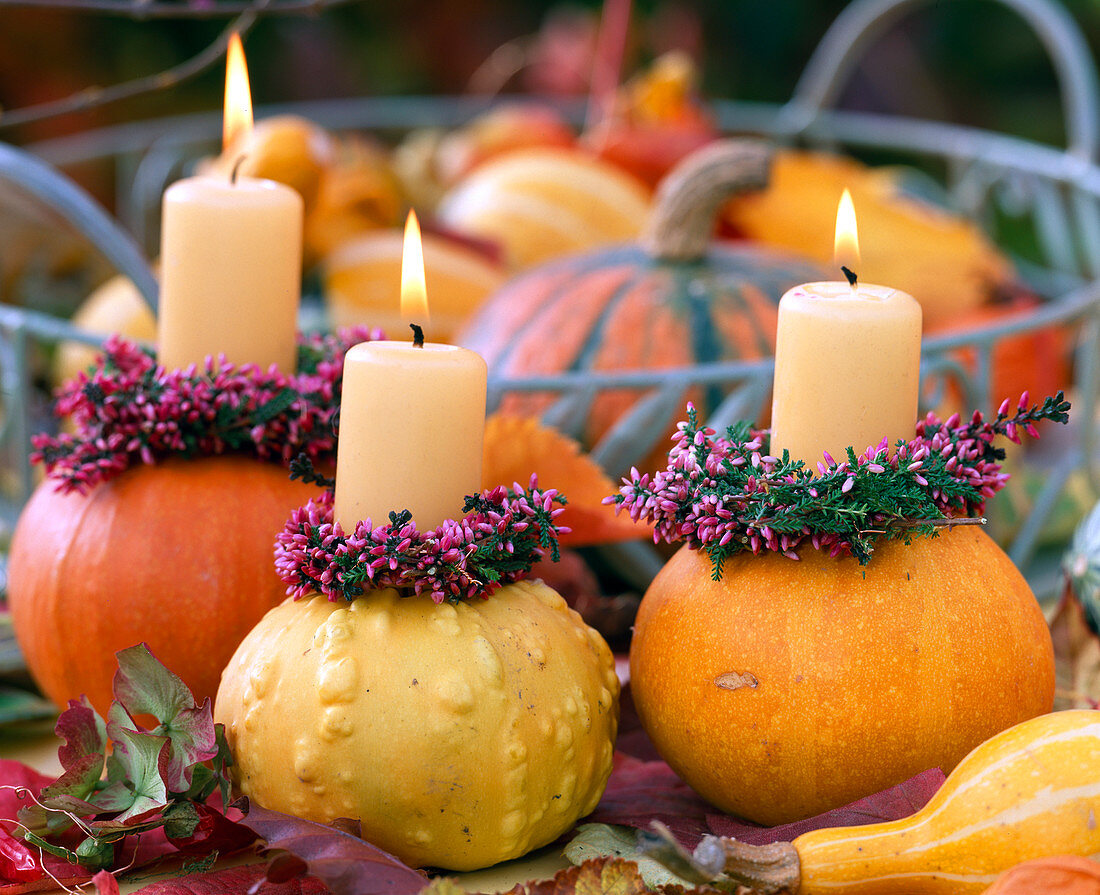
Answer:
456 140 827 464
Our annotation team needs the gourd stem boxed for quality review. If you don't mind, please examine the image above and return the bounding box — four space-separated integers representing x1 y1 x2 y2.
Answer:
641 139 774 262
693 836 801 895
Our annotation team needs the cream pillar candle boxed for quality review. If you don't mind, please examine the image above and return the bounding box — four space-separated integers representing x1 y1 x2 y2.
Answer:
769 279 922 468
333 339 487 531
157 178 302 373
156 32 303 374
334 210 487 531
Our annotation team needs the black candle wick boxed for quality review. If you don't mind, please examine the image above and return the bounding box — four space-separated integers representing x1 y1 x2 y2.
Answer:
410 323 425 348
841 266 858 288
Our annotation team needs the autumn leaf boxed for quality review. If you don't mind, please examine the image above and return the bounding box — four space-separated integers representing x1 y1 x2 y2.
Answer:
703 767 945 845
235 801 427 895
482 415 647 546
521 856 650 895
125 864 330 895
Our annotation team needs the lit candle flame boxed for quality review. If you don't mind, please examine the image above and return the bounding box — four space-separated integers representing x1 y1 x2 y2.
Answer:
833 188 860 272
223 33 253 152
401 209 429 327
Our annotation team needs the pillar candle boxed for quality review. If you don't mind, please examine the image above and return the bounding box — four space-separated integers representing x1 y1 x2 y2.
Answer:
769 280 922 468
157 177 303 373
334 340 487 532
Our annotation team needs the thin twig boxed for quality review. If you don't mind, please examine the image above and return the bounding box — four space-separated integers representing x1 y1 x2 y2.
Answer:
0 0 357 17
0 2 268 130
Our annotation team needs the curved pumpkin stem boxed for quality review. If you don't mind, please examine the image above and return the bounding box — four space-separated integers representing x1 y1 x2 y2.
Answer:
642 138 773 262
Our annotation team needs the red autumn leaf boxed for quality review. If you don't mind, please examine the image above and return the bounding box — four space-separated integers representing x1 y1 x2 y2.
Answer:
0 831 40 884
235 801 427 895
92 869 120 895
589 725 945 850
703 767 946 845
129 864 330 895
586 754 713 847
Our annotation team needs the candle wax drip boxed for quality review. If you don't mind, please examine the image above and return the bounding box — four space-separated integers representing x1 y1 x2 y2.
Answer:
410 323 425 348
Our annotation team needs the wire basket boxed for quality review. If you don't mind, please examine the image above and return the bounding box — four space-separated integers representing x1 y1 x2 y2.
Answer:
2 0 1099 594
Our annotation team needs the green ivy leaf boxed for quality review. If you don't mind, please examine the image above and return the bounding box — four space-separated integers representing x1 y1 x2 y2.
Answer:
112 644 218 792
101 727 169 822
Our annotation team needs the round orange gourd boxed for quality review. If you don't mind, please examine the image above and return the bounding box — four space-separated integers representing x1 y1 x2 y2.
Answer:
630 526 1055 827
323 228 506 342
455 140 827 462
436 146 652 270
215 579 620 871
8 456 317 714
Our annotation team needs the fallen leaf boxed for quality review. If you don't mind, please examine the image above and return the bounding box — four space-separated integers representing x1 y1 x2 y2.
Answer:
703 767 946 845
521 856 649 895
92 869 120 895
588 731 945 850
128 864 329 895
586 754 712 847
236 801 427 895
1051 589 1100 710
564 825 690 889
482 415 648 546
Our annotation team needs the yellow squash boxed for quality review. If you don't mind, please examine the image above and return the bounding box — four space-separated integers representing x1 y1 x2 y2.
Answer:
695 710 1100 895
215 579 620 871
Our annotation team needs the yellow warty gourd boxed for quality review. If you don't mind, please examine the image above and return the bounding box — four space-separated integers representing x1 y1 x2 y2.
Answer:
215 580 620 872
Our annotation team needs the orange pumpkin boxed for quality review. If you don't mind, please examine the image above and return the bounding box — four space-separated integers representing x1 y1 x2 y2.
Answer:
8 456 317 714
456 140 826 465
436 147 652 270
629 526 1055 826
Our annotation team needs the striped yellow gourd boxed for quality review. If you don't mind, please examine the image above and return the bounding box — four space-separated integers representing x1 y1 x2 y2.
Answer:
707 711 1100 894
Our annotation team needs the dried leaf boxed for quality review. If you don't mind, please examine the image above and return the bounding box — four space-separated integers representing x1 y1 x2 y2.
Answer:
130 864 330 895
482 415 647 546
564 825 691 889
91 869 120 895
236 801 427 895
1051 590 1100 710
521 856 650 895
587 754 713 847
589 742 945 850
703 768 946 845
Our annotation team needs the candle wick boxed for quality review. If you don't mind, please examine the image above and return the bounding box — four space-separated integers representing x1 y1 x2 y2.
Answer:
230 154 248 185
410 323 425 348
840 266 858 288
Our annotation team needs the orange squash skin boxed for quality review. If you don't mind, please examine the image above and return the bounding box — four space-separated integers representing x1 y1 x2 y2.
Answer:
792 711 1100 894
629 527 1055 826
8 456 315 714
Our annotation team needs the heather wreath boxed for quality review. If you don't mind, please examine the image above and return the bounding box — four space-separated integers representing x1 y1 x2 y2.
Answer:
274 480 568 604
33 328 381 493
608 392 1071 573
